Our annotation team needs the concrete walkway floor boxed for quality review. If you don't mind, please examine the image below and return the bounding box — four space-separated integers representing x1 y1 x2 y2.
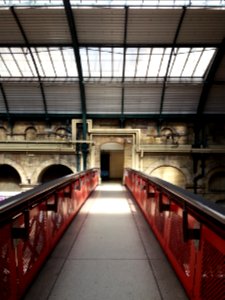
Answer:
24 183 188 300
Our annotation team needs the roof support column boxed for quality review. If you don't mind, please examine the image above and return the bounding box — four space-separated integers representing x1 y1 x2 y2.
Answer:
159 7 186 120
120 6 129 128
63 0 88 170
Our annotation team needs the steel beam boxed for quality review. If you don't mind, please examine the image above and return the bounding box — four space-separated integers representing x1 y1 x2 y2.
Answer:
159 7 186 117
120 6 129 128
63 0 87 170
197 38 225 115
0 83 10 120
10 7 49 121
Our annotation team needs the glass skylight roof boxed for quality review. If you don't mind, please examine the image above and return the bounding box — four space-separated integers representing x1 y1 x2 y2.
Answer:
0 46 216 80
0 47 78 77
80 47 216 80
0 0 224 6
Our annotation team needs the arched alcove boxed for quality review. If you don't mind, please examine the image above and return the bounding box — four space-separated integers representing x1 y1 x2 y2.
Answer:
100 142 124 181
150 166 186 188
39 164 73 183
208 171 225 192
0 164 21 192
25 126 37 140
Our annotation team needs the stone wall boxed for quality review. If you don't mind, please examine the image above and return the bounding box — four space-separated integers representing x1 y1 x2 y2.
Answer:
0 118 225 203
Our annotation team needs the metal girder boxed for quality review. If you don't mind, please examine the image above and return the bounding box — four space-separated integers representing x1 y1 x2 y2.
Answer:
197 38 225 115
0 42 220 48
0 83 10 119
120 6 129 128
63 0 88 170
10 7 49 121
159 7 186 117
0 112 224 122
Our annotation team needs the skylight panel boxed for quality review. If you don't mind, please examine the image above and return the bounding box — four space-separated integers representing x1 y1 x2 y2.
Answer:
125 48 138 77
0 48 23 77
31 47 55 77
113 48 123 77
101 48 112 77
169 48 189 77
62 48 78 77
88 48 100 77
136 48 150 77
80 47 123 78
0 0 224 6
193 48 215 77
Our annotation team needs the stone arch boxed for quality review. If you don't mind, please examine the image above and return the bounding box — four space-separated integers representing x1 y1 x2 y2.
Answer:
146 161 190 188
0 164 22 192
25 126 37 140
31 159 76 184
0 158 27 184
207 168 225 193
0 126 7 140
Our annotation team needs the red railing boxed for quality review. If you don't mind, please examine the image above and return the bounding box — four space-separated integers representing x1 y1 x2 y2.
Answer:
124 168 225 300
0 169 99 300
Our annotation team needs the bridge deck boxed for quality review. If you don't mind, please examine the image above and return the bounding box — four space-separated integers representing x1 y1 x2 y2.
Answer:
24 183 188 300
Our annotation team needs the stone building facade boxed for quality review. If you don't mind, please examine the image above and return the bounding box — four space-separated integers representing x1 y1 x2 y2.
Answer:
0 118 224 204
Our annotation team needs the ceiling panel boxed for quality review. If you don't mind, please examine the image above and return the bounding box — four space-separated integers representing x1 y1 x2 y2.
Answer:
16 8 71 44
0 86 7 114
74 8 125 44
44 83 81 113
86 84 121 113
127 8 182 44
163 84 202 114
124 85 161 114
4 83 44 113
178 9 225 44
204 85 225 114
0 9 24 44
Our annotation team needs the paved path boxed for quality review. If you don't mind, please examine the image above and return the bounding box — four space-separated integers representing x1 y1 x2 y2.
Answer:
24 183 188 300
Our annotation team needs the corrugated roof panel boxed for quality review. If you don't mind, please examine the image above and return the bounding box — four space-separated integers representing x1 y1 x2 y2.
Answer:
124 85 162 114
16 8 71 44
127 9 182 44
163 84 202 114
44 83 81 113
204 85 225 114
178 9 225 44
0 86 7 113
74 8 125 44
4 83 44 113
0 9 24 44
86 85 121 113
215 54 225 81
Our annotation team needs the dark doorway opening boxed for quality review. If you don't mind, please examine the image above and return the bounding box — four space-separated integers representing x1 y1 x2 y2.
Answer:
100 152 110 181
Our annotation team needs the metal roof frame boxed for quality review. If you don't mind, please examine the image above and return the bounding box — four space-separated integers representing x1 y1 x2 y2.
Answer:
0 4 224 122
197 38 225 115
159 6 186 117
10 6 49 121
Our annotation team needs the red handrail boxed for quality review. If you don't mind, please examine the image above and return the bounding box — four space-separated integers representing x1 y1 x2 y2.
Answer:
0 169 99 300
124 168 225 300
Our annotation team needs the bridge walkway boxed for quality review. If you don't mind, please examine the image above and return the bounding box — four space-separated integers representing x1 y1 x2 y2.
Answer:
24 182 187 300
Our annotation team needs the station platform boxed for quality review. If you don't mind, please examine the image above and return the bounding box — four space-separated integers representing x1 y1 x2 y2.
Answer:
23 183 188 300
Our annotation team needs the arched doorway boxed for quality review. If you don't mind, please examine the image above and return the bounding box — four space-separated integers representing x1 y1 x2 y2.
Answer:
100 143 124 181
0 164 21 199
39 165 73 183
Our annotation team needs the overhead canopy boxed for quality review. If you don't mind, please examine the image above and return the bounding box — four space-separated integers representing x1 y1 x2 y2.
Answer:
0 0 225 121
